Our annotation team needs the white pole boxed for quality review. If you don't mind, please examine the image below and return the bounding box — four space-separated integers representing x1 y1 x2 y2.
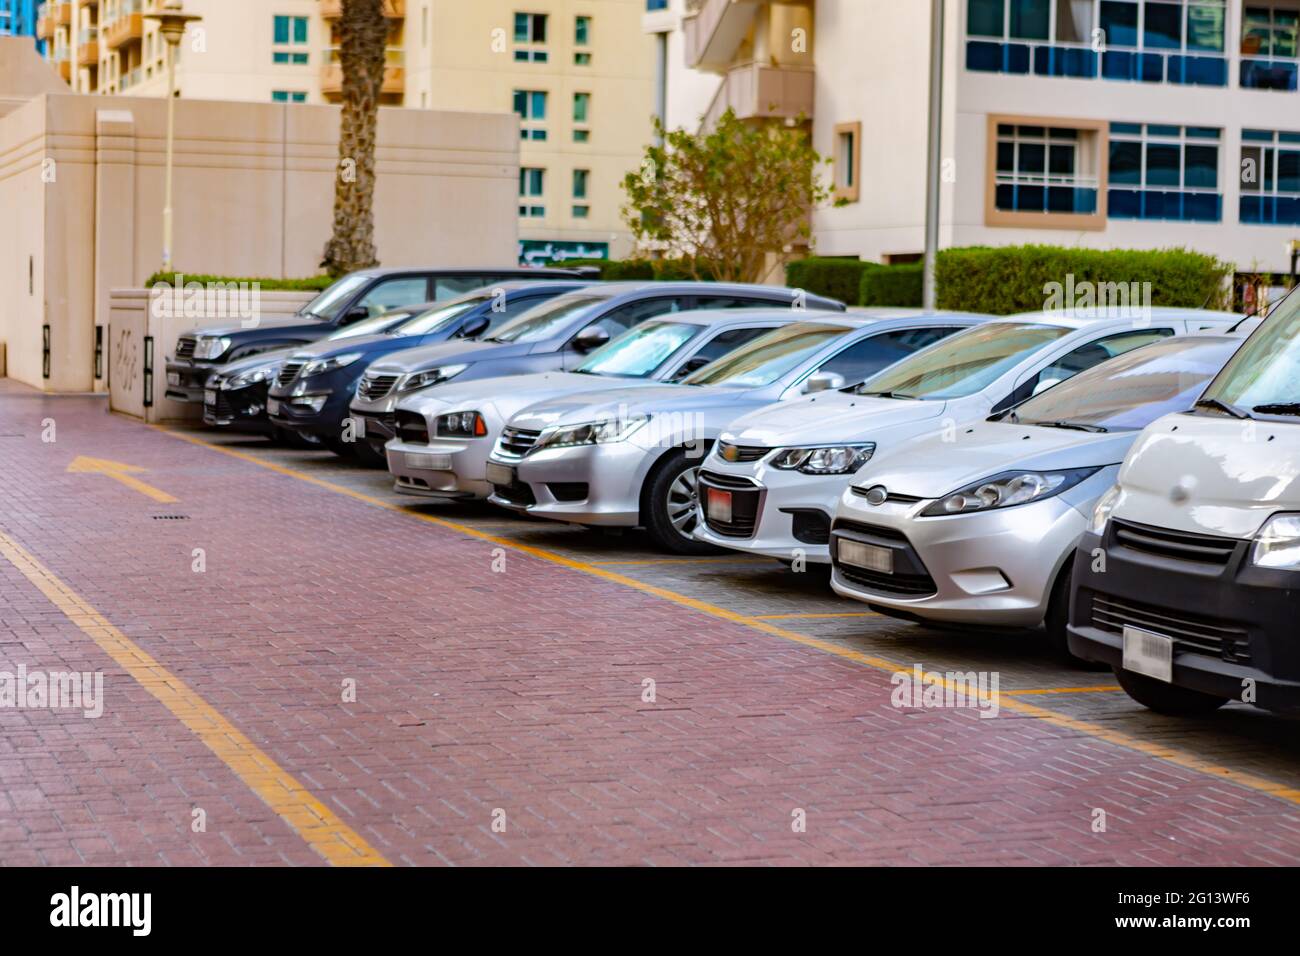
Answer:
922 0 945 311
162 37 177 273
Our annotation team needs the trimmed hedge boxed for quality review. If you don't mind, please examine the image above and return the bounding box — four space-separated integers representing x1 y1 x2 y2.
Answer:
860 263 923 307
145 272 335 291
552 258 714 282
934 246 1233 315
785 256 880 305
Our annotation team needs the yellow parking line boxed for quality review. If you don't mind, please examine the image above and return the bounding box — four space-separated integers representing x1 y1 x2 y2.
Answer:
595 556 770 566
153 425 1300 809
0 528 391 867
752 612 879 620
1003 686 1121 695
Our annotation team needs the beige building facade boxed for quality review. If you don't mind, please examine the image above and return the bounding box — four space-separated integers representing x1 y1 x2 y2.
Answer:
37 0 656 262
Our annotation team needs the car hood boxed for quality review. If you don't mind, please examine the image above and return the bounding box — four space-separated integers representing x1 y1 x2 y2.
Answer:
397 371 664 420
854 420 1134 500
1113 413 1300 539
191 314 324 337
364 338 533 374
506 383 749 431
289 332 426 360
218 346 296 376
725 392 948 446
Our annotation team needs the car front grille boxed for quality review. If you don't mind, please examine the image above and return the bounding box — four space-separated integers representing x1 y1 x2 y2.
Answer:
492 476 536 506
497 426 543 458
276 361 305 388
831 519 938 597
1088 592 1251 664
717 441 770 463
1111 519 1238 567
699 471 761 538
358 372 399 402
395 410 429 444
175 336 196 359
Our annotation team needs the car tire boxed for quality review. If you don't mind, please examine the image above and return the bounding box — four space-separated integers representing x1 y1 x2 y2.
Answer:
641 449 721 555
1044 565 1109 670
323 437 354 459
1113 667 1230 716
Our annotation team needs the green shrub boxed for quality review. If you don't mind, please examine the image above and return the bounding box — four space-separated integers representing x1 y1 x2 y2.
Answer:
785 256 880 305
860 263 923 307
145 272 335 291
552 258 713 282
934 246 1232 315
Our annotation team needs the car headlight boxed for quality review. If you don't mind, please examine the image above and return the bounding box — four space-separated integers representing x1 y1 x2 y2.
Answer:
920 467 1101 517
1089 483 1122 535
532 415 650 451
1251 513 1300 569
400 364 469 392
436 411 487 438
224 365 278 390
302 352 364 377
193 336 232 360
771 444 875 476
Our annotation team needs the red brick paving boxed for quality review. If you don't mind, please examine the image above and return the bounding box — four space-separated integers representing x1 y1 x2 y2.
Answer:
2 384 1300 865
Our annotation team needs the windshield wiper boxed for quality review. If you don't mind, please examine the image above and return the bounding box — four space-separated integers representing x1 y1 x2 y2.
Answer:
857 389 917 400
1024 420 1108 433
1194 397 1251 419
1252 402 1300 416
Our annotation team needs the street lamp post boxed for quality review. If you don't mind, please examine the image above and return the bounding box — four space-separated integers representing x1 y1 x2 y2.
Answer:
922 0 945 311
144 0 202 275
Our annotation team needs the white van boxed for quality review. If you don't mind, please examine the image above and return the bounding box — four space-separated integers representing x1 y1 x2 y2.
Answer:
1067 293 1300 715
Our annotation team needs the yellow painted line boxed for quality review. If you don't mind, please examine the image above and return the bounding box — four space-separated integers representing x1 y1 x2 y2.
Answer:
752 612 879 620
594 556 769 566
153 425 1300 809
1003 685 1121 696
0 528 391 867
67 455 178 503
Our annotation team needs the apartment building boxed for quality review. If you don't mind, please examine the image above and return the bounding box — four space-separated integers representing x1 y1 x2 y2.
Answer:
36 1 656 262
0 1 41 50
652 0 1300 274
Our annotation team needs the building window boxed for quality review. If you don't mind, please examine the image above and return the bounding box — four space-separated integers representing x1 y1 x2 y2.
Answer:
272 90 307 103
833 122 861 203
572 92 590 142
272 15 309 65
513 89 548 140
520 167 545 217
575 14 592 63
514 11 548 61
966 0 1227 86
572 168 590 217
1241 5 1299 90
996 123 1099 213
1241 129 1300 225
1108 122 1221 221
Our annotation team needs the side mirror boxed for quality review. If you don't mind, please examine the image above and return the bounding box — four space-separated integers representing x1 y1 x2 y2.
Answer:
573 326 611 353
803 371 846 394
459 315 490 338
675 356 711 377
1032 376 1062 396
340 305 370 326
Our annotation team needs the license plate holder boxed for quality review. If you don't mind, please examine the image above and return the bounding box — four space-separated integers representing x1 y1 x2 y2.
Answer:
267 398 281 416
203 388 217 406
706 488 733 523
838 538 894 574
485 462 516 487
1122 625 1173 683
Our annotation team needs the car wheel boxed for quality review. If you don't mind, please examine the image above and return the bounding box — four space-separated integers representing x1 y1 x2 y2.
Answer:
642 450 721 555
1044 565 1108 670
323 437 354 459
1113 667 1230 716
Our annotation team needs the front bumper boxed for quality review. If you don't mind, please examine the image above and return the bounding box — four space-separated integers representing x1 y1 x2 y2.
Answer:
485 442 650 526
692 459 840 564
386 437 492 499
203 382 272 430
1067 524 1300 713
829 494 1086 626
165 358 220 403
268 381 353 438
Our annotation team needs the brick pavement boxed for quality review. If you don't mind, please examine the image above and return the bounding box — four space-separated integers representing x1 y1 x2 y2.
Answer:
2 382 1300 865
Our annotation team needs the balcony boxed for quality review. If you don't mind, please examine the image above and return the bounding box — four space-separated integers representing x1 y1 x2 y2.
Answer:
104 14 142 48
701 61 813 128
320 0 404 18
321 48 405 97
684 0 759 70
78 28 99 67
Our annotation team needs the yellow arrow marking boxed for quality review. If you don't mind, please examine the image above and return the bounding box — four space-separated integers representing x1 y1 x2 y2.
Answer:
67 456 178 504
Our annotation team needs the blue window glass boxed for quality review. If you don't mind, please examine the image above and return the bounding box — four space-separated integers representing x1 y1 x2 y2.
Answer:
1009 0 1049 39
1185 145 1218 188
274 15 289 45
1144 2 1183 49
968 0 1004 37
1146 143 1181 186
1099 1 1139 47
1109 141 1142 184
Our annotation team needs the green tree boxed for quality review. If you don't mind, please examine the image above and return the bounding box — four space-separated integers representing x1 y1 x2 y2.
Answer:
321 0 390 277
621 110 831 283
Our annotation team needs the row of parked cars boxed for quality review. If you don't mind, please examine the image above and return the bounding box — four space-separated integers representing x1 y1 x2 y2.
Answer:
166 267 1300 720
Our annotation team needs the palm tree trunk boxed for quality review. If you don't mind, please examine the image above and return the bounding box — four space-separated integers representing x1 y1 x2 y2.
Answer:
321 0 389 277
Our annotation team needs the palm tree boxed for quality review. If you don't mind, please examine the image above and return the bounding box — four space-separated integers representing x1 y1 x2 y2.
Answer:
321 0 390 277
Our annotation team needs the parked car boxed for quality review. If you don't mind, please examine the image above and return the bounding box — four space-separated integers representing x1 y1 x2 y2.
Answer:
484 313 985 553
385 309 805 500
828 333 1246 663
695 308 1242 565
1067 295 1300 714
201 308 424 442
266 281 591 461
164 266 582 404
348 282 845 460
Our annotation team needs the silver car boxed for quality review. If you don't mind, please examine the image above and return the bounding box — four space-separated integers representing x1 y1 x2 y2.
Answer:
385 310 803 500
485 313 987 553
829 333 1246 661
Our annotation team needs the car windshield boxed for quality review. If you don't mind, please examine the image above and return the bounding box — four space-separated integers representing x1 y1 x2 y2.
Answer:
576 321 699 378
302 274 369 320
856 323 1071 400
392 296 489 336
1007 338 1240 432
486 294 608 343
1199 288 1300 417
681 323 849 388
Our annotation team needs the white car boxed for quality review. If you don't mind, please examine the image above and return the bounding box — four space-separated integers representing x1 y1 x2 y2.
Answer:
695 308 1242 565
827 333 1245 662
